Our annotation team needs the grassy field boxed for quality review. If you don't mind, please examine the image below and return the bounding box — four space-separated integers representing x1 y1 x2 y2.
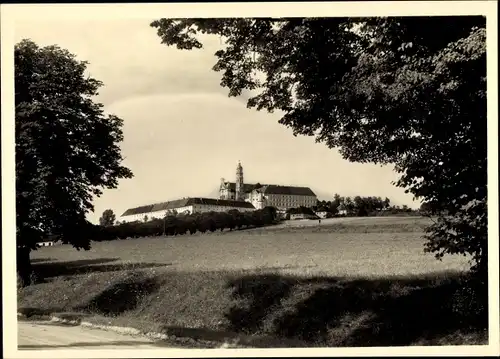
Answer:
29 216 464 277
271 215 434 229
19 216 486 347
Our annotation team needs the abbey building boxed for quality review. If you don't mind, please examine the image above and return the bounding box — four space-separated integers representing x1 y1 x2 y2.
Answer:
219 162 317 210
118 161 317 223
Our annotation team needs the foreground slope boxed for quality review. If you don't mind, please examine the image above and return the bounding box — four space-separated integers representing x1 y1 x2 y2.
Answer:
18 217 486 347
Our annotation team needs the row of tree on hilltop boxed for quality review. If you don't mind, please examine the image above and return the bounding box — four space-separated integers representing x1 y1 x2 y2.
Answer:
93 207 278 241
312 194 419 217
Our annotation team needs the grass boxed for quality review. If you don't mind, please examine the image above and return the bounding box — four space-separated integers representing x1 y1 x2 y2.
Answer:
29 217 467 276
266 216 434 232
18 216 487 347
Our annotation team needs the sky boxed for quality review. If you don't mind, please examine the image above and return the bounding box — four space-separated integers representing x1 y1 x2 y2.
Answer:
14 18 419 224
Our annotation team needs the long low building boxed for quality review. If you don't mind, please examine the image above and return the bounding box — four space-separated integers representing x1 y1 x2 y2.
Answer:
119 197 255 223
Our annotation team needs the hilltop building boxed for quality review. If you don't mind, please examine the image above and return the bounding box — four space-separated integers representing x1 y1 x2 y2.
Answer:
220 162 317 210
117 162 318 223
119 197 255 223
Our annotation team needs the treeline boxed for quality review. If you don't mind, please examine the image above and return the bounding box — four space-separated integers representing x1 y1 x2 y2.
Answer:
89 207 278 242
314 194 420 217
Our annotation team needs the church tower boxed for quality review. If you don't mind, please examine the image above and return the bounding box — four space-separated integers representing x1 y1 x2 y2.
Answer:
235 161 244 201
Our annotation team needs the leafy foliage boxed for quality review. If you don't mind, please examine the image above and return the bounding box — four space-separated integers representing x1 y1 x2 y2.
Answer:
99 209 116 227
424 199 487 275
91 207 279 241
15 39 133 283
315 194 393 216
150 17 487 275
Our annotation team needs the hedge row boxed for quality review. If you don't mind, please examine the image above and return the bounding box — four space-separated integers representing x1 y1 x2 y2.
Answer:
91 207 279 241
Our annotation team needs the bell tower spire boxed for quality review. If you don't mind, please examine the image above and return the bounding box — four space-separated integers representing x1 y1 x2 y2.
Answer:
235 161 244 201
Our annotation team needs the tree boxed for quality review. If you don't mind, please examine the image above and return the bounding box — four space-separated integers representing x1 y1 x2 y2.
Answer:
163 213 179 235
228 209 244 229
383 197 391 209
15 39 133 285
213 212 228 231
343 197 355 216
261 206 278 223
419 201 434 215
353 196 367 216
330 193 342 215
99 209 116 227
186 214 198 234
151 17 487 277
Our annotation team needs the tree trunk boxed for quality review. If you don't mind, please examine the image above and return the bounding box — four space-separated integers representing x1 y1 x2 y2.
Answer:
17 246 33 287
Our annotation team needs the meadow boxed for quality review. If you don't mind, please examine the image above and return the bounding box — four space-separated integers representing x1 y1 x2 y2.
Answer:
30 216 467 277
19 216 486 347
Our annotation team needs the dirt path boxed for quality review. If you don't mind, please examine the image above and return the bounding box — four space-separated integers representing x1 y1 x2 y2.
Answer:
18 321 179 350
